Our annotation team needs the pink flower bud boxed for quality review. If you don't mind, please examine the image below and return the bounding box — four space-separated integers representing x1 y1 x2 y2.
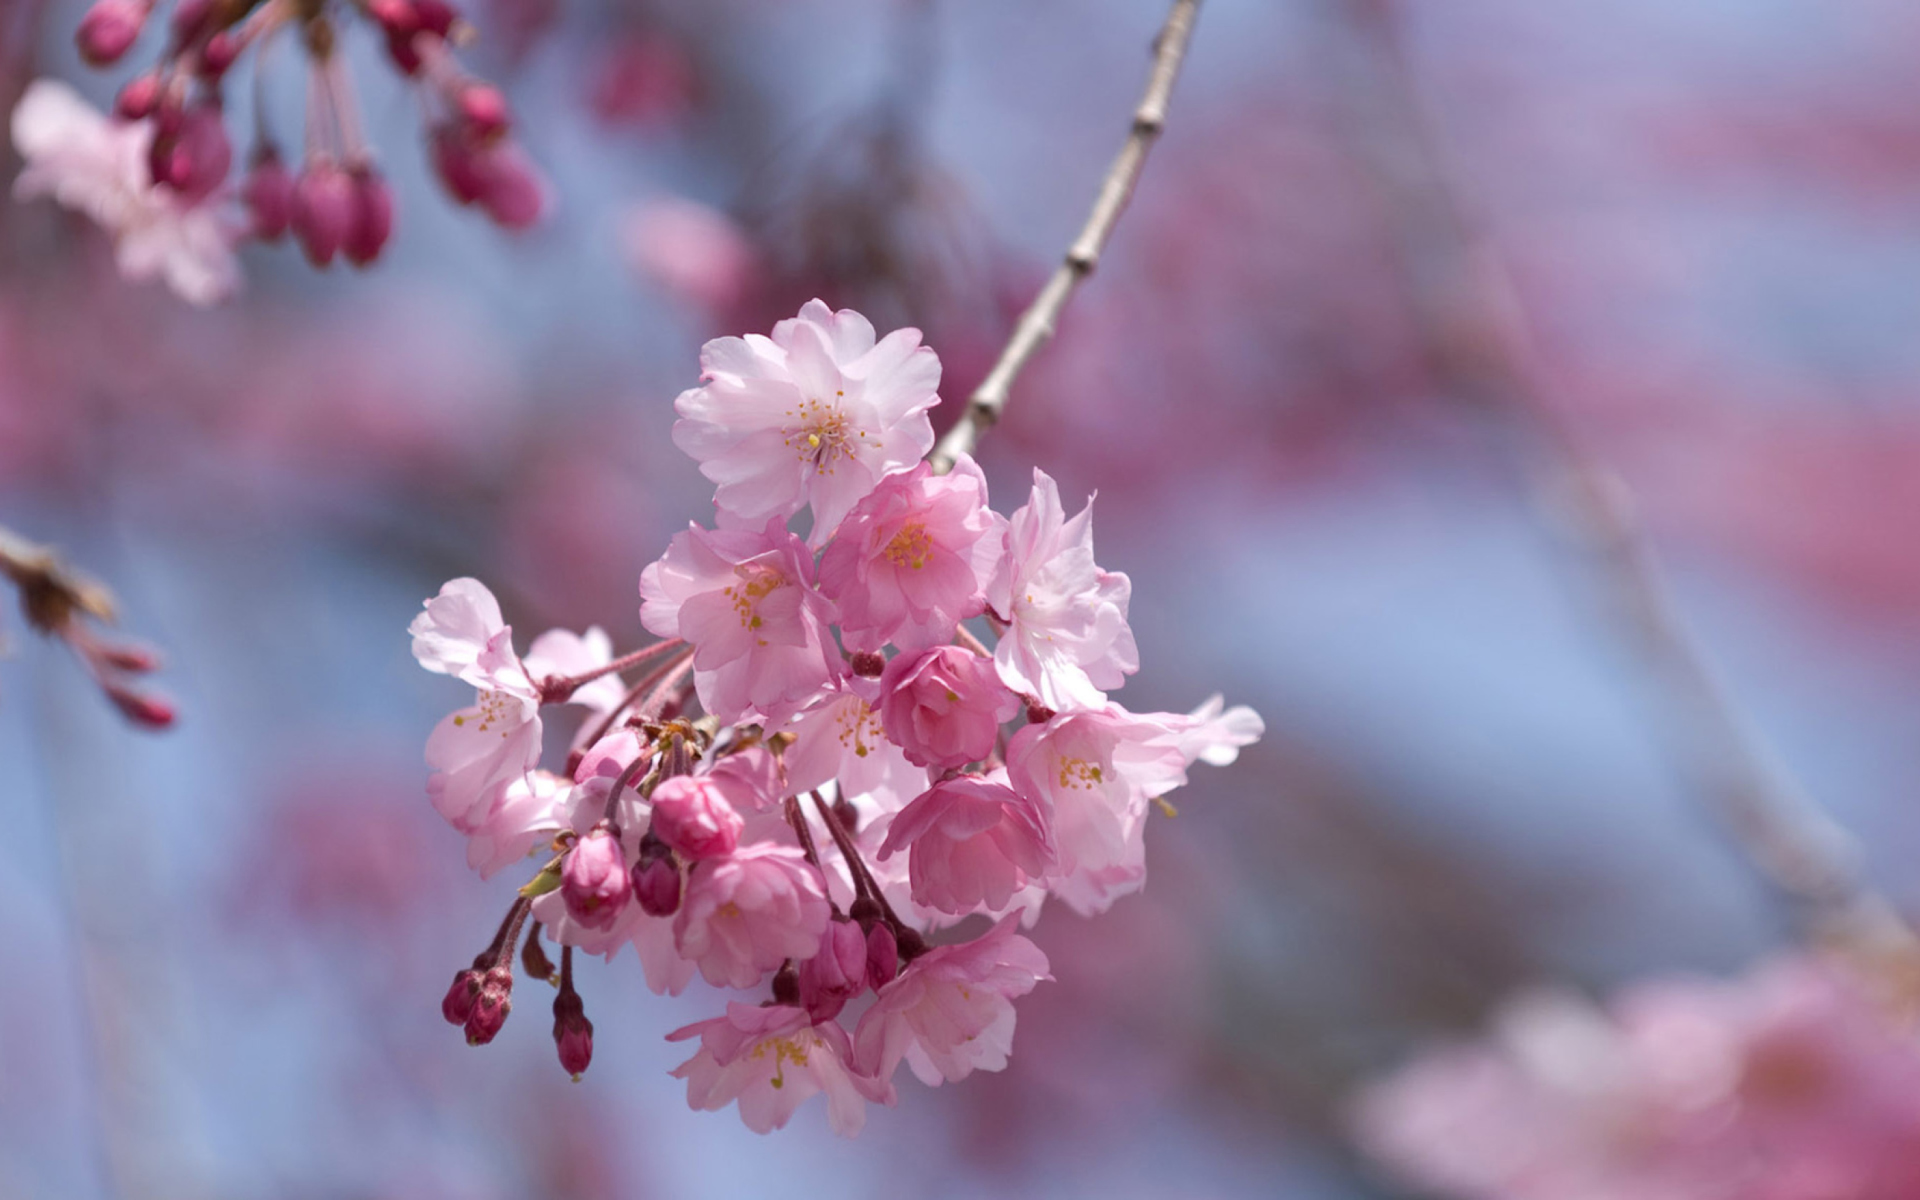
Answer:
414 0 458 37
560 823 631 931
552 988 593 1079
169 0 215 48
105 682 175 730
95 641 160 673
429 126 485 205
243 151 294 242
441 966 483 1024
799 918 868 1020
149 102 231 203
879 645 1021 771
343 167 394 267
865 921 899 989
632 840 681 917
115 73 161 120
198 30 238 79
291 160 354 267
464 966 513 1045
477 146 544 230
457 84 511 142
647 775 743 860
76 0 146 67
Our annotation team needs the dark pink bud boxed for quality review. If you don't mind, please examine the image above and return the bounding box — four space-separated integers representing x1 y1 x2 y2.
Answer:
243 151 294 241
552 989 593 1079
115 73 162 120
441 967 483 1024
105 683 175 730
476 146 544 229
368 0 418 36
463 966 513 1045
151 103 230 203
849 650 886 678
169 0 214 47
799 918 868 1020
343 167 394 267
632 836 681 917
291 160 354 267
647 776 742 861
429 126 485 205
560 823 631 930
865 921 898 989
413 0 458 37
76 0 146 67
457 84 511 142
198 29 238 79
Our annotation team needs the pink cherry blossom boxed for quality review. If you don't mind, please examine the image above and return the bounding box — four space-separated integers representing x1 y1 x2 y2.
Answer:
671 299 941 545
647 774 745 860
462 769 569 880
878 645 1021 770
668 1002 889 1136
11 79 240 306
985 469 1139 712
639 519 839 726
854 916 1050 1087
878 774 1055 914
674 844 831 989
780 687 927 807
532 885 697 997
816 456 1005 651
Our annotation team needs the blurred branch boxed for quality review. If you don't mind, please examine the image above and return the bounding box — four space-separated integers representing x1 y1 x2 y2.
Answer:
1347 0 1918 969
928 0 1201 473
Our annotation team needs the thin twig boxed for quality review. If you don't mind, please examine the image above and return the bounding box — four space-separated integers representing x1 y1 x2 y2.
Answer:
927 0 1202 473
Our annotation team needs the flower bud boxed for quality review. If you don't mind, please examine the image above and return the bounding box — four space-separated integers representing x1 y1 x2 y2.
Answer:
76 0 146 67
632 832 681 917
552 987 593 1079
343 166 395 267
799 918 867 1020
243 150 294 241
413 0 459 37
115 73 162 120
441 966 483 1025
457 84 511 142
865 921 898 989
477 146 544 229
105 682 175 730
648 776 743 861
464 965 513 1045
169 0 215 46
149 102 231 203
429 126 484 205
292 160 354 267
95 640 160 673
198 30 239 78
561 822 631 931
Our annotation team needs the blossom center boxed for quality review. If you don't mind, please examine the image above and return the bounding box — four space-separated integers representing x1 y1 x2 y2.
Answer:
1055 755 1104 789
884 522 933 570
722 565 786 645
836 700 884 758
751 1033 813 1089
781 393 871 475
452 688 521 737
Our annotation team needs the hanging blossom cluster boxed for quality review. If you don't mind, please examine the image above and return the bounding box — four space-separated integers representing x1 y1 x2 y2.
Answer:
409 300 1261 1134
12 0 542 304
1351 953 1920 1200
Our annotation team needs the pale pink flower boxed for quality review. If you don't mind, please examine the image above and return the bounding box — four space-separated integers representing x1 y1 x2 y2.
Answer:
854 916 1050 1087
985 469 1138 711
780 687 927 808
522 625 627 731
647 774 745 860
675 844 831 988
879 773 1055 914
561 823 632 931
878 645 1021 770
11 79 240 306
533 887 697 997
671 299 941 544
699 744 785 814
621 197 756 314
462 768 570 880
640 519 840 726
669 1002 888 1136
815 456 1004 651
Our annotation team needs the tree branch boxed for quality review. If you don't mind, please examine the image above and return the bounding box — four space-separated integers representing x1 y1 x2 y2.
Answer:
927 0 1201 473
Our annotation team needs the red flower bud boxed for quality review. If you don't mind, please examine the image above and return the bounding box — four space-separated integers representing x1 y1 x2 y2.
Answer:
76 0 146 67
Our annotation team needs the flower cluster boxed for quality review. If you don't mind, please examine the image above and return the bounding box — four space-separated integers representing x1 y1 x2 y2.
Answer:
411 300 1262 1134
1351 953 1920 1200
15 0 542 304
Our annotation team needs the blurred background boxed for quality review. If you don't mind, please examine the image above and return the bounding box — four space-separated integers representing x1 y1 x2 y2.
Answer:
4 0 1920 1195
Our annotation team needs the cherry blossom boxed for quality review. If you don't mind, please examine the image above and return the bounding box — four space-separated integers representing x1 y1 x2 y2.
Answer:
878 645 1021 771
816 456 1004 651
669 1002 887 1136
671 299 941 544
780 687 927 807
878 774 1055 914
11 79 239 306
640 519 840 726
985 469 1138 712
854 916 1050 1087
647 774 745 860
675 844 831 989
560 822 631 931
